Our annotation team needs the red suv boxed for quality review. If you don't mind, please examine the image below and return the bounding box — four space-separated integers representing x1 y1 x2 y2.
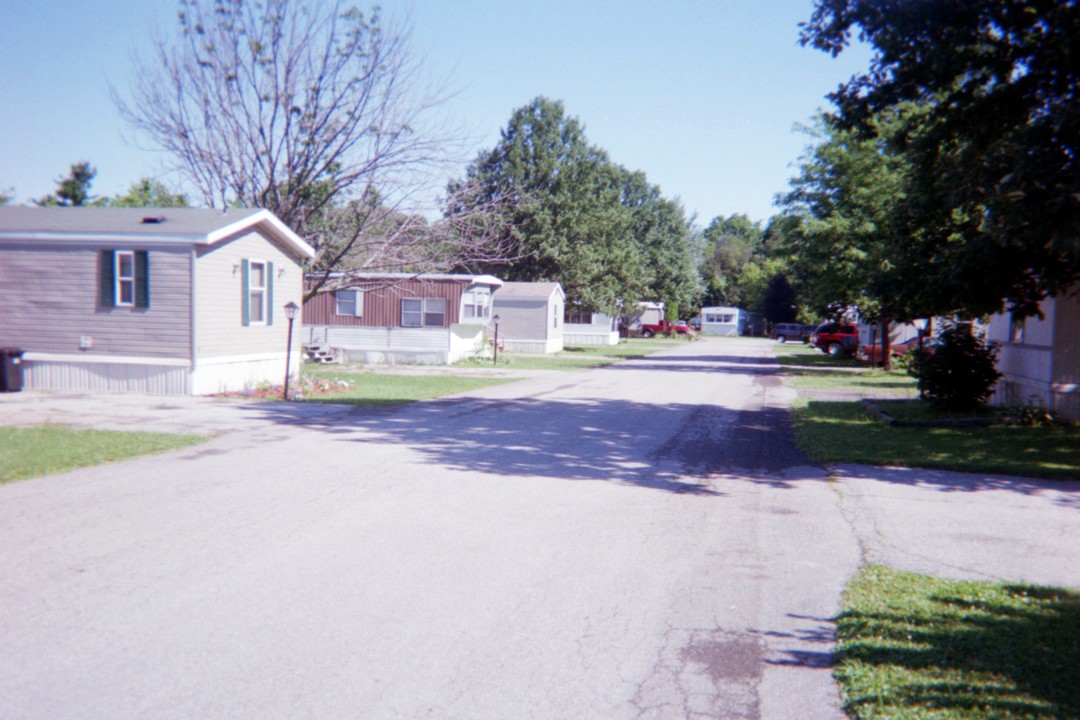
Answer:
812 322 859 356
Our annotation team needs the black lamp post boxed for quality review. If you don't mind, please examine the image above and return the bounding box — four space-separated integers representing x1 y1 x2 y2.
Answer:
283 301 299 400
493 314 501 366
913 317 929 353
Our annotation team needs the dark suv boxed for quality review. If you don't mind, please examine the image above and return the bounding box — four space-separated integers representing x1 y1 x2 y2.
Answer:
812 322 859 356
770 323 816 343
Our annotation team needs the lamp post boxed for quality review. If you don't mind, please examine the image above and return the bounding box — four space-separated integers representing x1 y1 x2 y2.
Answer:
283 301 299 400
913 317 929 353
493 314 501 366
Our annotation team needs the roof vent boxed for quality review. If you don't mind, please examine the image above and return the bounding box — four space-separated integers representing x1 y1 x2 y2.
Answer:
141 216 166 224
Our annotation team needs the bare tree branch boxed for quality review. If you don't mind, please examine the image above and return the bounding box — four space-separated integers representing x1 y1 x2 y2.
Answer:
114 0 509 283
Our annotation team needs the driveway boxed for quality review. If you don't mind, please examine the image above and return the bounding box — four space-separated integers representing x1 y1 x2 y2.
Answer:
1 337 1077 720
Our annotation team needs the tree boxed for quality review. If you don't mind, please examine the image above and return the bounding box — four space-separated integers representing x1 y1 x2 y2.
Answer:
699 214 765 307
110 179 189 208
780 111 919 368
0 188 12 206
762 273 798 324
116 0 509 295
35 162 105 207
618 168 701 317
454 97 640 314
800 0 1080 317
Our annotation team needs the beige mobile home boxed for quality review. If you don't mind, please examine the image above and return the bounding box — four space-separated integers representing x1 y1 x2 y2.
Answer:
492 282 565 354
987 289 1080 421
0 207 314 395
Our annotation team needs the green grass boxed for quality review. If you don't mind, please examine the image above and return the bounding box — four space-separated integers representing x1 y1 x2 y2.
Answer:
456 338 680 371
792 399 1080 479
0 425 206 484
835 565 1080 720
299 366 518 404
786 368 918 394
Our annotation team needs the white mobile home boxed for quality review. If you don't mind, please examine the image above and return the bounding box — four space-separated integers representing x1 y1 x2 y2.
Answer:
699 306 763 336
0 207 314 395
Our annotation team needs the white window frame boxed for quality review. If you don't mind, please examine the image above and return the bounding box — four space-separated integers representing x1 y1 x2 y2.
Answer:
461 286 491 321
248 259 267 325
402 298 446 328
115 250 136 307
336 289 363 317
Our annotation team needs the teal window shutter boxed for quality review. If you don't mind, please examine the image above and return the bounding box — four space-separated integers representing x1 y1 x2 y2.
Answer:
241 259 251 326
100 250 116 307
267 262 274 326
134 250 150 308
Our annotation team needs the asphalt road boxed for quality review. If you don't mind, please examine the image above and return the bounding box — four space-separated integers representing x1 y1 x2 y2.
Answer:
1 337 1077 720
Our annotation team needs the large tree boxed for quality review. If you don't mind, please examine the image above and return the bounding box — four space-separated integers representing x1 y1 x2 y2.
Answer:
455 97 700 316
618 168 701 317
800 0 1080 317
454 98 639 313
699 214 765 307
117 0 510 297
780 110 924 368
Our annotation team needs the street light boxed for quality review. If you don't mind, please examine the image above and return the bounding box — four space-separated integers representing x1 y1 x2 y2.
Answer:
283 301 299 400
913 317 929 353
493 314 501 366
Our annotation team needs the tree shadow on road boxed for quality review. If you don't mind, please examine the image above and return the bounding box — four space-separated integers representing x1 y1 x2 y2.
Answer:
242 396 815 496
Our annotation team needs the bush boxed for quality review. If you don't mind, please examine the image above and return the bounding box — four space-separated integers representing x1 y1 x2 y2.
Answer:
907 325 1001 410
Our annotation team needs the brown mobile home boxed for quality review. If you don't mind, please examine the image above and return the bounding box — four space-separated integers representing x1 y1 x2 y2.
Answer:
0 206 314 395
303 273 503 364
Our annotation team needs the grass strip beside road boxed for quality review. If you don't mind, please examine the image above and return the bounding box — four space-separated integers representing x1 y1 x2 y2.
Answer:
298 367 518 405
458 337 685 371
792 399 1079 480
836 565 1080 720
0 425 206 484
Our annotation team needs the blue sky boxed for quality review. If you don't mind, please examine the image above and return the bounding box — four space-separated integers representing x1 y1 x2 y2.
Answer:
0 0 870 224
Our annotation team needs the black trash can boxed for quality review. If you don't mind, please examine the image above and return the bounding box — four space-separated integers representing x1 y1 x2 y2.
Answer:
0 348 25 392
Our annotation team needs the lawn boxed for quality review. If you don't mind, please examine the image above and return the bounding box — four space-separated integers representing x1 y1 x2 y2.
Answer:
792 399 1080 479
0 425 206 484
298 366 518 404
836 565 1080 720
456 337 683 371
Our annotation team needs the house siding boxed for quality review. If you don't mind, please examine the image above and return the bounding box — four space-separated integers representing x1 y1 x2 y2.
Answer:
0 242 191 359
195 230 305 359
304 278 467 327
989 290 1080 420
563 313 619 346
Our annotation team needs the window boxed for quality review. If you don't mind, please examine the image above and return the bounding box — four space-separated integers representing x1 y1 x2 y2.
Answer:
553 304 560 328
116 251 136 306
100 250 149 309
241 259 274 326
461 286 491 320
565 308 593 324
1009 314 1025 344
336 289 363 317
402 298 446 327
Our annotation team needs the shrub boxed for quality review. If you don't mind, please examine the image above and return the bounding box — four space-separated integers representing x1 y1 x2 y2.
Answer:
907 324 1001 410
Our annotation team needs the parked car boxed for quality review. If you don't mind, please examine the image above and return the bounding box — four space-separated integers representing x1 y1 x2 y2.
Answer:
812 322 859 356
640 319 694 338
858 335 940 363
858 337 919 363
770 323 816 343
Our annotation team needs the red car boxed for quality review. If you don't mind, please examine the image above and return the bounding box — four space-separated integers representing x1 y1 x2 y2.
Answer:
811 322 859 356
858 337 919 363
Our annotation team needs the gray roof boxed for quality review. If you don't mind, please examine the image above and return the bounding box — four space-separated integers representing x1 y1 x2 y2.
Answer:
0 206 315 258
498 281 564 299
